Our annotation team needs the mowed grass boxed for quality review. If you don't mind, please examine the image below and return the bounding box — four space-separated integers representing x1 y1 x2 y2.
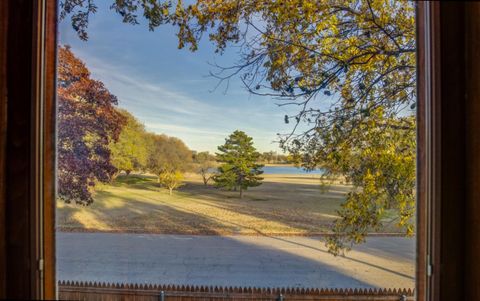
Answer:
56 173 401 235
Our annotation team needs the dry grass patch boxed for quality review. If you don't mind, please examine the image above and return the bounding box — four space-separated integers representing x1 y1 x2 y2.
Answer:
56 173 401 235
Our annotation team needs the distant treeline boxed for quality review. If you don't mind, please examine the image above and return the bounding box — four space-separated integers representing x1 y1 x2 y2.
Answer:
57 45 198 204
102 109 268 197
57 46 283 204
110 109 290 175
192 150 293 165
257 151 292 164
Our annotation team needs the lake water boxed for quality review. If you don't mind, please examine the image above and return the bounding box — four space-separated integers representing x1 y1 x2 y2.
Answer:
208 165 325 175
262 165 324 175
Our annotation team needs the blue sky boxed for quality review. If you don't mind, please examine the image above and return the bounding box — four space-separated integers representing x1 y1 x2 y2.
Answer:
58 2 299 153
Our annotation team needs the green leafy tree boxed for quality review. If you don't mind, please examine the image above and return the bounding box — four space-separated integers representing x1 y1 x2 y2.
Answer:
317 109 416 254
147 133 192 193
214 131 264 198
109 109 148 176
193 151 216 185
62 0 416 252
261 151 275 164
158 170 185 195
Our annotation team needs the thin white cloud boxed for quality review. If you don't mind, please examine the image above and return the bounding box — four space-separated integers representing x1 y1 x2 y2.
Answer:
145 122 228 137
73 49 218 117
67 47 286 152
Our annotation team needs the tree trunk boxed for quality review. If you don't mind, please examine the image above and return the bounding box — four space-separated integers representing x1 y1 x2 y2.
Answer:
111 171 120 181
125 170 131 176
239 187 243 199
169 188 173 195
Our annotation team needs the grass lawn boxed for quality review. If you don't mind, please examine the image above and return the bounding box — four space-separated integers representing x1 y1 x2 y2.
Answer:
56 173 402 235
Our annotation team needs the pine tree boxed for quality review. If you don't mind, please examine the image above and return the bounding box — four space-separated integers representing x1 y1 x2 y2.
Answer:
214 131 264 198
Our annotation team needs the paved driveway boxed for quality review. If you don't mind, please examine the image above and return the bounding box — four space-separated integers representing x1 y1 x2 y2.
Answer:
57 232 414 289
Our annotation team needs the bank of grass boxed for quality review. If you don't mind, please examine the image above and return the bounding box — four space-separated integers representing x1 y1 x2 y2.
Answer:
56 173 402 235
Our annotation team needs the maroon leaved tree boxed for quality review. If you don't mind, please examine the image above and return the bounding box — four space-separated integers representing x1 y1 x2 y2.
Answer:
57 46 125 205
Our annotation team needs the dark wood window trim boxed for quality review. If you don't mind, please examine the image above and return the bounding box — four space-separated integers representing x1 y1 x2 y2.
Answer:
418 2 480 300
0 0 56 299
464 3 480 299
42 0 58 298
415 2 429 300
0 0 7 296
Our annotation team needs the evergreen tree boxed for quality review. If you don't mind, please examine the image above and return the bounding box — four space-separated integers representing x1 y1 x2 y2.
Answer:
214 131 264 198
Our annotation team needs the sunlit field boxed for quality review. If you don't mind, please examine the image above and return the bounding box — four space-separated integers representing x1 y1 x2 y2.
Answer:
57 173 404 235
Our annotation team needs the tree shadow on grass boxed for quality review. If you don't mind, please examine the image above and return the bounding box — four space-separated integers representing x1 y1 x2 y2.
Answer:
178 181 404 235
61 177 342 235
58 173 404 237
110 174 160 192
57 189 239 235
176 181 343 233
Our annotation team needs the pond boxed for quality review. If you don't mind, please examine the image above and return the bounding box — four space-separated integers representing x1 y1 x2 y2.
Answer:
262 165 325 175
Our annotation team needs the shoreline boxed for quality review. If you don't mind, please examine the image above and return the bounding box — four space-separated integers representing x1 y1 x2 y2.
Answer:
263 163 295 167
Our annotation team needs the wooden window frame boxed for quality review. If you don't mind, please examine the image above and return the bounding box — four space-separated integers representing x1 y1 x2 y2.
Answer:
1 0 56 299
2 1 479 300
417 2 480 300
